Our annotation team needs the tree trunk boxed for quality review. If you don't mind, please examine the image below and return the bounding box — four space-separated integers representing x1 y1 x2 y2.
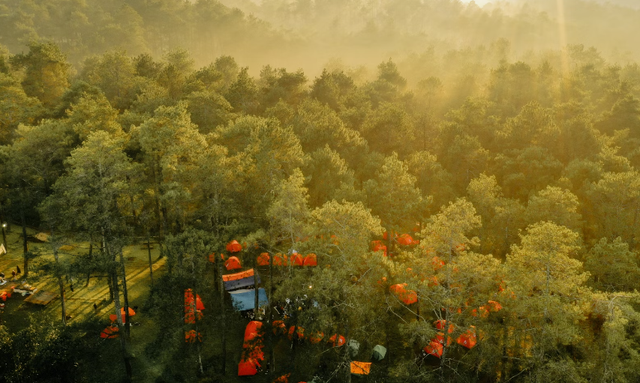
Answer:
146 230 154 287
53 244 66 325
193 286 204 375
85 240 94 287
112 268 133 381
254 253 259 319
20 206 28 278
269 252 276 377
218 259 226 375
119 250 131 339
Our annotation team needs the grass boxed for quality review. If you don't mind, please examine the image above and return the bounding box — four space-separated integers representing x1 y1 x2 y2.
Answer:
0 226 172 382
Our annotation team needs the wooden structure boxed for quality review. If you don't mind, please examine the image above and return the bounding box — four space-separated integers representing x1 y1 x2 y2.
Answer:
24 290 58 305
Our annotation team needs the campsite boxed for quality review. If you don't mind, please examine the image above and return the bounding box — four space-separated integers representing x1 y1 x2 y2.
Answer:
3 0 640 381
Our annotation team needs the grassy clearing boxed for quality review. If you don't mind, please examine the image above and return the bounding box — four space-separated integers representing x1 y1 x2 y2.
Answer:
0 227 174 382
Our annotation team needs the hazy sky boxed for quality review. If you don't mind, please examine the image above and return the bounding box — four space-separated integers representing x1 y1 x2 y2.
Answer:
460 0 494 6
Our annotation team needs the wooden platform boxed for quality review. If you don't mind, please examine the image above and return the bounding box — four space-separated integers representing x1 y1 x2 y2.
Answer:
24 290 58 305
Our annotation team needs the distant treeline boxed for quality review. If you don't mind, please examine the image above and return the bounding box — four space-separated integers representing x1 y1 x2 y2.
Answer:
1 1 640 381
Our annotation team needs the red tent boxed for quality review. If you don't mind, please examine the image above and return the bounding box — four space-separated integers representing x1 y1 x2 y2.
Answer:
431 256 445 270
273 253 288 266
257 253 270 266
120 307 136 321
303 253 317 267
272 320 287 335
273 374 291 383
488 300 502 312
389 284 418 305
424 341 443 358
100 325 119 339
288 326 305 340
290 253 303 266
371 240 388 256
308 331 324 344
225 256 242 270
227 240 242 253
185 289 205 310
397 233 415 246
244 321 263 343
110 307 135 323
185 330 203 343
329 334 346 347
456 326 477 349
184 309 203 324
238 358 259 376
434 320 454 345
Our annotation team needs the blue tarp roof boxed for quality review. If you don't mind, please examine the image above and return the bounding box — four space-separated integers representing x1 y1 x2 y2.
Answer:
229 288 269 311
224 275 261 291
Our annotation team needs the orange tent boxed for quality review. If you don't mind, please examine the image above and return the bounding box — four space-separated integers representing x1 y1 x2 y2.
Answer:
456 326 477 349
273 374 290 383
308 331 324 344
273 253 288 266
290 253 303 266
371 240 386 252
431 256 445 270
397 233 414 246
238 358 259 376
272 320 287 335
434 320 454 346
329 334 345 347
350 361 371 375
120 307 136 321
288 326 305 340
257 253 270 266
100 325 119 339
227 240 242 253
225 256 242 270
244 321 263 343
109 314 117 323
208 253 216 263
389 284 418 305
303 253 317 267
424 341 443 358
471 305 490 318
184 309 203 324
488 300 502 312
185 289 205 310
185 330 203 343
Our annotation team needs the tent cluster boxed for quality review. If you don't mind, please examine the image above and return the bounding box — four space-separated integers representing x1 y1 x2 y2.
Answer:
184 289 205 343
349 345 387 376
184 289 205 324
207 240 244 270
238 321 265 376
256 252 317 267
101 307 136 340
372 232 419 257
424 320 479 358
389 283 418 305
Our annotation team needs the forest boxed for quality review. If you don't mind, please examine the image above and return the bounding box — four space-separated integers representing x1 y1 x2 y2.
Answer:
2 0 640 382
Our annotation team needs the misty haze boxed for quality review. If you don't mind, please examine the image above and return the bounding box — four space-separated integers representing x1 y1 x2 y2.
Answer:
1 0 640 382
